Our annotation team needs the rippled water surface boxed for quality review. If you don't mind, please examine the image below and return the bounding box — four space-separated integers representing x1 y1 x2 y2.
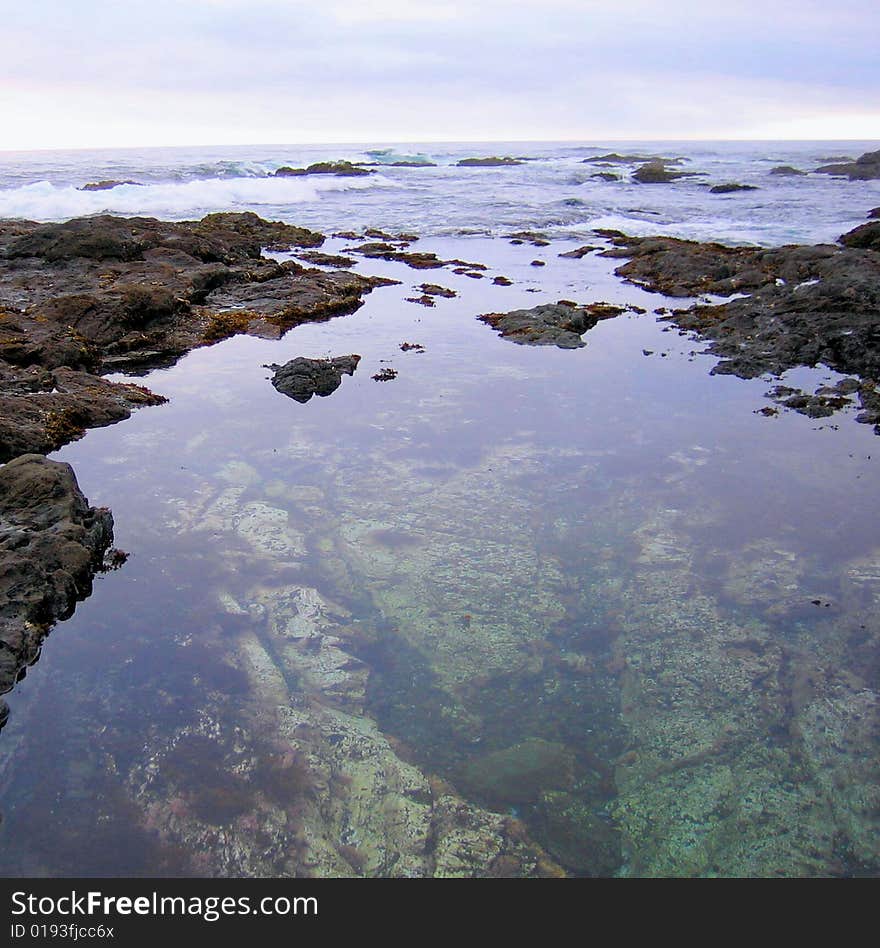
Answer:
0 143 879 877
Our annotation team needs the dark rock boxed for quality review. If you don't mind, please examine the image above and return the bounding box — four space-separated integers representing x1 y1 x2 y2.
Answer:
710 183 759 194
591 172 618 181
0 213 387 453
559 245 598 259
399 342 425 353
583 153 686 165
0 365 166 463
78 180 143 191
839 220 880 252
478 301 625 348
492 276 513 286
632 160 698 184
456 157 523 167
292 250 356 268
371 368 398 381
530 260 546 267
274 161 372 177
602 225 880 430
267 355 360 403
815 149 880 180
0 454 113 701
418 284 456 298
769 166 807 176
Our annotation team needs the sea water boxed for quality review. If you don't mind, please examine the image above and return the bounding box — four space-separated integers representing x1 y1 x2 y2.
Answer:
0 141 878 877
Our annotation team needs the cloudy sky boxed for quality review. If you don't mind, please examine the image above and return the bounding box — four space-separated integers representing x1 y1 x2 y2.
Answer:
1 0 878 149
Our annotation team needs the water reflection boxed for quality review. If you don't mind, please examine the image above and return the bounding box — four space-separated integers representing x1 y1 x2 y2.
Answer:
0 238 877 876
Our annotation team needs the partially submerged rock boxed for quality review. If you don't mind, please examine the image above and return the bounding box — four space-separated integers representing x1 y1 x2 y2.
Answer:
0 454 113 720
267 355 360 403
770 165 807 177
78 180 143 191
710 183 759 194
632 160 698 184
456 157 523 167
292 250 356 268
815 149 880 180
0 212 386 452
600 214 880 429
274 161 372 177
478 301 625 348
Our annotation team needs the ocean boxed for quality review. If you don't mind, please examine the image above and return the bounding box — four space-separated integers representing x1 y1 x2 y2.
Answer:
0 140 878 878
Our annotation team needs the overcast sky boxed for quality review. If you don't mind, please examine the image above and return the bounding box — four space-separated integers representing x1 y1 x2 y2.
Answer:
1 0 878 150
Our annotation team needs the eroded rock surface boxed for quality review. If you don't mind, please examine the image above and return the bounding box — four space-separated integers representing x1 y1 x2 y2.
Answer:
0 454 113 720
478 301 626 348
268 355 360 403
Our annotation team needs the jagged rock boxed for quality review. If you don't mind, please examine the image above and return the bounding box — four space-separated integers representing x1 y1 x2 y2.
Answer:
632 160 698 184
267 355 360 403
816 149 880 180
478 301 625 348
0 454 113 714
274 161 372 177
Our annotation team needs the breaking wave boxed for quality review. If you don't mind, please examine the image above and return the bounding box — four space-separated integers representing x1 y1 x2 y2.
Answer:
0 173 396 223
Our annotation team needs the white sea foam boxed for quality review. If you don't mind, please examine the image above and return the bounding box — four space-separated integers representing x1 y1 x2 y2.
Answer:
0 173 395 223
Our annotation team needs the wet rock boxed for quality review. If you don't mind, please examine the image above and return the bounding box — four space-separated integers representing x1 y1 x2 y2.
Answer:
478 301 625 348
0 365 167 463
78 180 143 191
559 245 599 259
292 250 356 268
815 149 880 180
0 212 387 454
0 454 113 702
371 368 398 381
274 161 372 177
632 160 698 184
456 157 523 167
460 739 575 807
591 172 619 181
601 216 880 428
770 165 807 176
710 183 759 194
839 220 880 252
492 276 513 286
418 283 456 298
267 355 360 403
584 153 686 165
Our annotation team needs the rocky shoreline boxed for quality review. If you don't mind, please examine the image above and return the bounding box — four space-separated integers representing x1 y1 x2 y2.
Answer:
0 211 389 729
598 213 880 429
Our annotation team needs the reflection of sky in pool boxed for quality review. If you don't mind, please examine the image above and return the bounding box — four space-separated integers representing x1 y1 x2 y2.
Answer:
0 236 878 877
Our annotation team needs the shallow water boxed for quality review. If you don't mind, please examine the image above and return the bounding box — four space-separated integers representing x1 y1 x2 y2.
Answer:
0 227 878 877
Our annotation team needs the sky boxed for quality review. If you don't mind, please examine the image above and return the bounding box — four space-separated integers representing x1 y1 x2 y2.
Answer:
1 0 878 150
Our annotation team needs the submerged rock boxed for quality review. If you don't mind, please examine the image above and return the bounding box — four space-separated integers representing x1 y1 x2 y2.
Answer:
478 301 625 348
267 355 360 403
460 739 576 806
0 454 113 716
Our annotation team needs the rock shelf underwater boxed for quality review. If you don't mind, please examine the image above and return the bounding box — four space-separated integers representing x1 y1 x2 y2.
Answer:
0 204 878 878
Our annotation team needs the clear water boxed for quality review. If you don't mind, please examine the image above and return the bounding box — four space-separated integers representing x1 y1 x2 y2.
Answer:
0 142 878 877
